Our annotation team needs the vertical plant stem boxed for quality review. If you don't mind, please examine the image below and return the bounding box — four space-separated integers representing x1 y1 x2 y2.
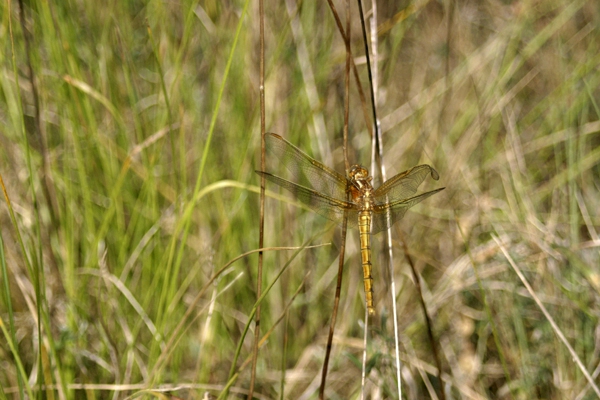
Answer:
320 2 351 396
249 0 267 396
319 214 349 400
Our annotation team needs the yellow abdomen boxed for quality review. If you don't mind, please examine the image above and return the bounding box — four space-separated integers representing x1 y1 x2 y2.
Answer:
358 211 375 316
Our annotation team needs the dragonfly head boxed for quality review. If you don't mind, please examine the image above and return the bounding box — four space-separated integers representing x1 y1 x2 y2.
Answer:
349 165 373 191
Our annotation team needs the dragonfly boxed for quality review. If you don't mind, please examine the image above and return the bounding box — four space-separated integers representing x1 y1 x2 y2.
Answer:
256 133 444 315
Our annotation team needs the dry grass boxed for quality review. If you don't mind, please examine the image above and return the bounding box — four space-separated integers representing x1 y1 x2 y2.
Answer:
1 0 599 399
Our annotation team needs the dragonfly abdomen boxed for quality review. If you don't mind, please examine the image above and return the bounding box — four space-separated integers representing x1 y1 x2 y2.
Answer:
358 210 375 316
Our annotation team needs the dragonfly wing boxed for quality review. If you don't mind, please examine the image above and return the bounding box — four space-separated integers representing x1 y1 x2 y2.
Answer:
373 164 440 201
257 171 359 228
264 133 348 201
371 187 444 234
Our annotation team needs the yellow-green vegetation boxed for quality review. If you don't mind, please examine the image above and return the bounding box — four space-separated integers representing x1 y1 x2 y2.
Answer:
1 0 599 399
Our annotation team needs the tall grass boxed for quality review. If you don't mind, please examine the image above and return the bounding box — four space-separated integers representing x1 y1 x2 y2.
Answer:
1 0 599 398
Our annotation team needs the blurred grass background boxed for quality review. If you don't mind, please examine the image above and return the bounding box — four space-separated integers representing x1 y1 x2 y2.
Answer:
1 0 600 398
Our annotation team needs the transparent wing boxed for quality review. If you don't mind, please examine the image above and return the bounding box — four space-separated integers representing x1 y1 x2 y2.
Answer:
257 171 360 228
264 133 348 201
370 187 444 234
373 164 440 201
